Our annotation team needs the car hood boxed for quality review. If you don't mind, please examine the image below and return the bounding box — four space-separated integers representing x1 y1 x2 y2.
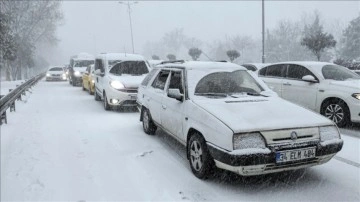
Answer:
328 79 360 90
192 96 332 133
108 74 146 88
73 67 87 72
47 71 64 74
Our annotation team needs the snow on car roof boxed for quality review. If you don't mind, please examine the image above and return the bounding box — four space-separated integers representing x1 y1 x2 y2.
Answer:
158 61 246 70
73 52 95 60
97 53 145 61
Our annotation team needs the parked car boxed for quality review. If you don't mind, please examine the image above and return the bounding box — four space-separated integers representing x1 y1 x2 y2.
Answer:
258 61 360 127
69 53 95 86
82 64 95 95
137 60 343 179
45 66 67 81
242 63 270 72
94 53 150 110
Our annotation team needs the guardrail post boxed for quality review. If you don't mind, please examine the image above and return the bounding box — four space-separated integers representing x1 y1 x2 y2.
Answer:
0 95 7 125
8 89 16 112
16 85 22 101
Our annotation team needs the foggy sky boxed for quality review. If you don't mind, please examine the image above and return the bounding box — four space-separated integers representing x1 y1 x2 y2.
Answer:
52 1 360 65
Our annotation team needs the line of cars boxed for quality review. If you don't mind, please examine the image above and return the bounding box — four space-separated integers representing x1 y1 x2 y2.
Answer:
51 54 354 179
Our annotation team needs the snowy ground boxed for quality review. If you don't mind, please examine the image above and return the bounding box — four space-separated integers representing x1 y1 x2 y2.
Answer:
0 80 25 96
1 80 359 201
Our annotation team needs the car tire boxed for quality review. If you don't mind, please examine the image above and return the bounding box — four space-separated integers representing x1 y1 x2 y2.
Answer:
142 108 157 135
321 99 350 127
187 133 215 179
82 83 86 91
89 83 94 95
103 92 110 111
94 89 101 101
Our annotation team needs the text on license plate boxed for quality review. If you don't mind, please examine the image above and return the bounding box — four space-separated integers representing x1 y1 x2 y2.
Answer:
276 147 316 163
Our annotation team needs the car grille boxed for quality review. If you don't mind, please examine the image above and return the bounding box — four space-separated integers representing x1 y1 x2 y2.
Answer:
51 74 61 76
121 100 137 106
262 127 319 146
119 88 138 93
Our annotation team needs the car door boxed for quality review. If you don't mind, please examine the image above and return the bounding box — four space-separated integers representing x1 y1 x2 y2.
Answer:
282 64 319 111
83 66 90 88
161 70 185 139
258 64 286 96
94 58 105 96
146 70 170 124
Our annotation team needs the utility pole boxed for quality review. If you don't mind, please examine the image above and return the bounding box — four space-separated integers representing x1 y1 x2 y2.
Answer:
119 1 138 53
262 0 266 63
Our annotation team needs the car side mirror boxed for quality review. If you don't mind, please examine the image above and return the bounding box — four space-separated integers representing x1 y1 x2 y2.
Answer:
94 69 104 76
302 75 318 83
168 88 183 102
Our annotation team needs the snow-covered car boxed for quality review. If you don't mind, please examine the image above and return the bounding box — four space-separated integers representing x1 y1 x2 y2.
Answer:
137 60 343 179
147 59 164 68
258 61 360 127
94 53 150 110
82 64 95 95
45 66 67 81
69 53 95 86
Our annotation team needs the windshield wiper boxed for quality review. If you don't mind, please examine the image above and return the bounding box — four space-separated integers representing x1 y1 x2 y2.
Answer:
194 93 228 97
245 92 268 97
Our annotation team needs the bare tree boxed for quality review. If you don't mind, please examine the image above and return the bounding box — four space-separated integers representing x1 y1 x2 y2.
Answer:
226 50 240 62
188 47 202 61
166 54 176 61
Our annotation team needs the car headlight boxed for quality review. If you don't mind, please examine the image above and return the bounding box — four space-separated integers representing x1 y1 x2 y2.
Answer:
110 80 125 90
74 71 81 76
352 93 360 100
46 73 50 77
91 79 95 83
233 132 266 150
319 126 340 142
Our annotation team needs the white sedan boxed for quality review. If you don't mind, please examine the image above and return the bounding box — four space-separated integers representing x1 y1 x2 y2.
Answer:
45 66 67 81
137 61 343 179
258 61 360 127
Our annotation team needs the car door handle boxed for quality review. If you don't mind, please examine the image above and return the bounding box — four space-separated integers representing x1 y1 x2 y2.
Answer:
283 82 291 86
162 105 167 110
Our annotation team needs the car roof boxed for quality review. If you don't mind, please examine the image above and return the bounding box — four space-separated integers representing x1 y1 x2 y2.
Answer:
272 61 334 68
156 61 246 71
96 53 145 61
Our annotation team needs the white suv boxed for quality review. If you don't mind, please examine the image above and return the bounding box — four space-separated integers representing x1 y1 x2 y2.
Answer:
137 61 343 179
258 61 360 127
94 53 150 110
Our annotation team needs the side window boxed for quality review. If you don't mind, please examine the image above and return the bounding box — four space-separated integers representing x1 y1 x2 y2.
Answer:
287 64 316 80
95 59 104 72
151 70 170 90
242 65 257 71
259 67 267 76
168 71 184 94
265 64 286 78
141 69 158 86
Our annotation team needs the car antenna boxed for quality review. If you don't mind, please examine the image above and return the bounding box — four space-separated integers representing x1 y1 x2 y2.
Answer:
202 51 213 61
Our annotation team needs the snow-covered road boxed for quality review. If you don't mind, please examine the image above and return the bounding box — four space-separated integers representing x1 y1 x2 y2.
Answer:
1 80 359 201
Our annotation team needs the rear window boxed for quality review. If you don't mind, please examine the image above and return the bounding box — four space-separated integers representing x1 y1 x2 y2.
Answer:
109 61 149 76
49 67 63 71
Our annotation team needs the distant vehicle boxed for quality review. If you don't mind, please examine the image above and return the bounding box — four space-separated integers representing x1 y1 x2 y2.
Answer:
94 53 150 110
147 60 164 68
45 66 67 81
241 63 270 72
137 60 343 179
82 64 95 95
258 61 360 127
69 53 95 86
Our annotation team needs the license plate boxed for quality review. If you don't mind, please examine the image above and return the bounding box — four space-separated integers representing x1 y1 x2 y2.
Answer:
276 147 316 163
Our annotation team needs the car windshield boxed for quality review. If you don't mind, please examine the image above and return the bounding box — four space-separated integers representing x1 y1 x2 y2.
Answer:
109 61 149 76
74 60 94 67
49 67 63 71
194 70 264 97
322 65 360 81
108 60 122 68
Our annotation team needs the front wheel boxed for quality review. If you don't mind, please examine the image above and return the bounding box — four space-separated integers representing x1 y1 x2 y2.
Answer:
94 89 101 101
103 92 110 111
89 83 94 95
142 108 157 135
187 133 215 179
321 99 350 127
82 83 86 91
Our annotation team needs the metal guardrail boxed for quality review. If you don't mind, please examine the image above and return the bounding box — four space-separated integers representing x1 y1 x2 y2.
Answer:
0 72 45 125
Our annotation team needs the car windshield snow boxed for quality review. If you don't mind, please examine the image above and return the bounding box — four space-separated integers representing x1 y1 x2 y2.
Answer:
194 70 264 97
73 60 94 67
49 67 64 71
109 61 149 76
322 65 360 81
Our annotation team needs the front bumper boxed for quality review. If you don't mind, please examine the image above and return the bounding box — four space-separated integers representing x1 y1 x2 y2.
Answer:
348 100 360 123
106 87 138 107
46 76 66 81
207 139 343 176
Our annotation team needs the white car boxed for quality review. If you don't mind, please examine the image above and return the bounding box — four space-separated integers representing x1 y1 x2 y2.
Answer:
258 61 360 127
45 66 67 81
94 53 150 110
242 63 271 72
137 61 343 179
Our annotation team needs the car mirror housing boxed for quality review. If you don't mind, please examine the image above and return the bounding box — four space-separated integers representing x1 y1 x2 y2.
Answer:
168 88 183 101
302 75 318 83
